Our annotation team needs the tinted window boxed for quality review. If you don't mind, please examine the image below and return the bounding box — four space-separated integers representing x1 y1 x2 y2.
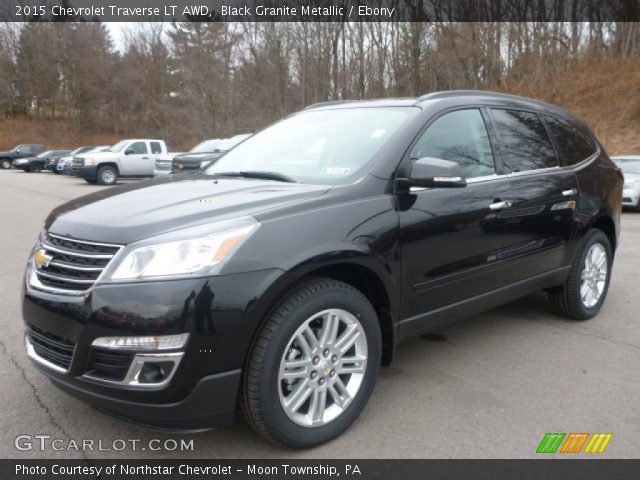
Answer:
544 115 596 166
411 109 495 178
150 141 162 154
129 142 148 154
491 109 557 172
20 145 32 154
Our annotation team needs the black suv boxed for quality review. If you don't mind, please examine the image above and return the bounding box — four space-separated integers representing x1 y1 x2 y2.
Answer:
0 144 45 169
22 92 621 448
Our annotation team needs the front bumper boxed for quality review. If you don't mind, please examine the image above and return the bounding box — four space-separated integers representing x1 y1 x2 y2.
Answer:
22 268 283 430
77 165 98 180
622 188 639 207
154 169 172 176
13 162 29 170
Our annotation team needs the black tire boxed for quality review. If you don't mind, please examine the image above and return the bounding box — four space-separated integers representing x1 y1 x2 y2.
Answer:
0 158 11 170
97 165 118 185
548 229 612 320
84 179 97 184
52 169 60 175
28 162 43 173
243 277 381 448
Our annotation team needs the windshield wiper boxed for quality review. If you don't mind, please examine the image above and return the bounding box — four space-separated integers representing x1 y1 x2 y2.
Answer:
212 171 297 183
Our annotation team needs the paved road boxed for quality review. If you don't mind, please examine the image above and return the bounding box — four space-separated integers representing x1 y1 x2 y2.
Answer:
1 169 639 459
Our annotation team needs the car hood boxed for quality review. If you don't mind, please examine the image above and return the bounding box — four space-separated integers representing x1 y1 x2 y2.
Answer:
175 152 222 162
45 175 330 244
623 173 640 184
76 151 117 159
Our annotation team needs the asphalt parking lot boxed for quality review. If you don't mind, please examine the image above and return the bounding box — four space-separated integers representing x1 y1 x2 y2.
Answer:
1 168 639 459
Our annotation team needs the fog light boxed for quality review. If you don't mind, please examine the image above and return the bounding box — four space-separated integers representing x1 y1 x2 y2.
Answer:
138 361 175 384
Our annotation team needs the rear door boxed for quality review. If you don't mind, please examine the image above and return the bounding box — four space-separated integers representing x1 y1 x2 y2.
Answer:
487 108 579 278
120 141 150 176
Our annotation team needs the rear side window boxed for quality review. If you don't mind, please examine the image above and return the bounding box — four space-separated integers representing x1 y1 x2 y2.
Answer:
150 142 162 154
411 109 496 178
129 142 148 154
21 145 32 154
543 115 596 166
490 109 557 172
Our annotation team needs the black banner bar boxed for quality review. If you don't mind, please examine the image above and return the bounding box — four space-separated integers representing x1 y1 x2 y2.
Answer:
1 460 640 480
1 0 639 22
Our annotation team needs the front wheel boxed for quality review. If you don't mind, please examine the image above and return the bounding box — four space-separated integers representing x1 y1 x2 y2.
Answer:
243 278 381 448
28 162 43 173
97 165 118 185
0 158 11 169
548 229 612 320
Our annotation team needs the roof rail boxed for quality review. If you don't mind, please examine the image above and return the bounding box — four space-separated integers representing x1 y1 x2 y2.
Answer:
304 100 355 110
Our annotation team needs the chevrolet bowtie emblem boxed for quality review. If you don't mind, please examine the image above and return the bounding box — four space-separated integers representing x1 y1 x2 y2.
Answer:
178 163 185 170
34 249 52 269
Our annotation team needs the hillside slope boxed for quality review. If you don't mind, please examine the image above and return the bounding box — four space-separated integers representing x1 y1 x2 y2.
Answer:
1 58 639 156
496 57 640 156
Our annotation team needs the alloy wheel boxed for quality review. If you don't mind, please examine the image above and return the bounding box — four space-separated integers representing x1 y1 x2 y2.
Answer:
580 242 608 308
278 308 367 428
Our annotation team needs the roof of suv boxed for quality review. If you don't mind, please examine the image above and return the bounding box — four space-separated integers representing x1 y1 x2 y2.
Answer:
305 90 571 117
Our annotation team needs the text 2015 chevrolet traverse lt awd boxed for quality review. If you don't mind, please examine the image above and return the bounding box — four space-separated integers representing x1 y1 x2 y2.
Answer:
22 92 622 448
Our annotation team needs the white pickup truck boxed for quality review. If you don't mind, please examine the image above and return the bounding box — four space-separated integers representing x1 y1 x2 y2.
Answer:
72 139 168 185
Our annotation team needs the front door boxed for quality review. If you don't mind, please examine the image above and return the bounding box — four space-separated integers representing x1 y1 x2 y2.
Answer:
120 141 150 176
398 108 523 332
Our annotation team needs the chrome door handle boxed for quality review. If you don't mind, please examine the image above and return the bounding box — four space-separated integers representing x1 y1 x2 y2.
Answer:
142 157 149 159
489 200 512 210
562 189 577 197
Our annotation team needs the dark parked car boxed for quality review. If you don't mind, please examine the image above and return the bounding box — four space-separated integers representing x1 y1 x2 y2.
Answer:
0 144 45 169
171 134 251 174
48 146 97 173
13 150 71 172
22 91 621 448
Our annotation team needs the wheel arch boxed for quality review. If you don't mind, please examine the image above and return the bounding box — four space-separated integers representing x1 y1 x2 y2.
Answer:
591 214 617 253
248 255 398 368
97 162 120 174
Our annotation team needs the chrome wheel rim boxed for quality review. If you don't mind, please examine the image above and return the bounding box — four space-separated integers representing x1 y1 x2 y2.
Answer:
102 169 115 183
278 308 367 428
580 243 608 308
1 160 10 169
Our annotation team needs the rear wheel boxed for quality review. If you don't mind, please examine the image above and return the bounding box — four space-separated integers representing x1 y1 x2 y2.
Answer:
548 229 612 320
243 278 381 448
28 162 43 173
97 165 118 185
0 158 11 169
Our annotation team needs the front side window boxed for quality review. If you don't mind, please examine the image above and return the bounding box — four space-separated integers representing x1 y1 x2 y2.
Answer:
205 107 416 184
410 109 495 178
20 145 32 154
128 142 148 155
491 109 557 172
544 115 596 166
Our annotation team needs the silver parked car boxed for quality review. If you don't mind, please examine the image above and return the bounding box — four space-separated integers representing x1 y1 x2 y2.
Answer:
613 156 640 212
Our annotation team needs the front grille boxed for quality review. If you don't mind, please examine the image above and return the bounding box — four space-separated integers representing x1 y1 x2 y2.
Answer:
32 233 122 293
155 160 172 170
26 324 76 372
86 349 134 381
71 157 84 175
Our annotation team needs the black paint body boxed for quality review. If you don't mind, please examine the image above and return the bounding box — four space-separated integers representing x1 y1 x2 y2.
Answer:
22 92 622 430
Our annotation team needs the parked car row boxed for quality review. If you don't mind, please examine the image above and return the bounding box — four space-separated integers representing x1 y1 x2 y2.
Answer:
154 134 252 176
1 134 251 185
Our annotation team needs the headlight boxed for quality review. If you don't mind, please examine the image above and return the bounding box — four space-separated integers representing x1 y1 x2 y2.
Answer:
92 333 189 351
84 158 97 165
103 217 259 281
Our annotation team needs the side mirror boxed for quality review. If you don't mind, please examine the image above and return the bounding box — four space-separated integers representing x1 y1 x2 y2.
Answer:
398 157 467 189
15 149 20 154
124 148 134 155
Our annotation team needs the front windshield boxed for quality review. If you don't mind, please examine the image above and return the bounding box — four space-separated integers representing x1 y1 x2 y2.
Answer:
109 140 130 153
36 151 52 158
616 159 640 175
191 139 221 153
205 108 414 184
